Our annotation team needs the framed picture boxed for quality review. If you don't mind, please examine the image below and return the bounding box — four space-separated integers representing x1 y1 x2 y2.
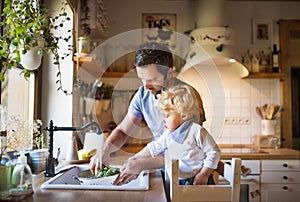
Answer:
252 19 273 45
141 13 177 49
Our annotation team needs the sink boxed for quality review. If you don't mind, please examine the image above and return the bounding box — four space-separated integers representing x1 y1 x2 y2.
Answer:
41 165 149 190
221 148 268 154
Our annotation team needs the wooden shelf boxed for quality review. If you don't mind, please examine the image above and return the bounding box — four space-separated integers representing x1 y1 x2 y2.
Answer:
73 56 137 78
243 72 285 79
103 71 137 77
73 56 93 65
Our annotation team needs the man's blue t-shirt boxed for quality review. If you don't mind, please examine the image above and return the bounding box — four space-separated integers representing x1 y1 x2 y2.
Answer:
128 86 165 141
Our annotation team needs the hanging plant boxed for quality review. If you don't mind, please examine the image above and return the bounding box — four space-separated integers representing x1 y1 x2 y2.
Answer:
0 0 73 95
80 0 91 36
79 0 108 37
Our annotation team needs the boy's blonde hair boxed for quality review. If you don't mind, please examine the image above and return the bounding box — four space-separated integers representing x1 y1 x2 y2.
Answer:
156 85 200 122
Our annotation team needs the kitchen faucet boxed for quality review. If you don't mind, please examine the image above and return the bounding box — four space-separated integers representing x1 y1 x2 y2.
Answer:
43 120 102 177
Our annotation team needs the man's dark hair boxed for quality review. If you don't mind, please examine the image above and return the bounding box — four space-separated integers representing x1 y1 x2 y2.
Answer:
134 42 173 78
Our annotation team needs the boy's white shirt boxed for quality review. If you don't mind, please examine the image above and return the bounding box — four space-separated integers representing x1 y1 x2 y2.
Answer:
147 123 220 179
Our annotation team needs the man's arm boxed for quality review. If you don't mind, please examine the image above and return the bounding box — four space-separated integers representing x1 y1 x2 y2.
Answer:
89 113 142 174
113 155 164 185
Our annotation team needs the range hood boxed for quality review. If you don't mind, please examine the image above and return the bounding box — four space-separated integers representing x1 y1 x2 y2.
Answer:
180 0 249 77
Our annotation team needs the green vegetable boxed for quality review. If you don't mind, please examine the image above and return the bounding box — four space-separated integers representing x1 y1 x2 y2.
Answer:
95 167 119 178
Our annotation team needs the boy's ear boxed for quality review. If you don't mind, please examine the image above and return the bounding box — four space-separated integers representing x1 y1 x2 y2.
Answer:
182 114 188 120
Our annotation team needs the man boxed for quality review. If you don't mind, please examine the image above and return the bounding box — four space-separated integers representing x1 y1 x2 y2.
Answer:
89 42 205 185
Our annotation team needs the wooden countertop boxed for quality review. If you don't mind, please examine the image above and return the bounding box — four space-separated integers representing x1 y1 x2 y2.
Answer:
20 150 167 202
7 147 299 201
220 148 300 160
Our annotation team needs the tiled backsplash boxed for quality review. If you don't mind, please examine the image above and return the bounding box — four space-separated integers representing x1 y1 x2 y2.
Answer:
179 64 281 145
101 64 280 146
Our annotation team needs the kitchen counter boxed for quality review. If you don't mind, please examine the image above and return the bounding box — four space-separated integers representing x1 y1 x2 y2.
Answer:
7 148 299 201
220 148 300 160
19 151 167 202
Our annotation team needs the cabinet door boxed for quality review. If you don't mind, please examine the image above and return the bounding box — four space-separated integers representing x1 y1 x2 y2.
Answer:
261 184 300 202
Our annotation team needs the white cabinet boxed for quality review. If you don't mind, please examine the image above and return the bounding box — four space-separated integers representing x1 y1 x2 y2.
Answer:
261 160 300 202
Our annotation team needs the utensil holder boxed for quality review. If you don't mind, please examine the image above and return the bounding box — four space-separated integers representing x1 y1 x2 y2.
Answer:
261 120 276 135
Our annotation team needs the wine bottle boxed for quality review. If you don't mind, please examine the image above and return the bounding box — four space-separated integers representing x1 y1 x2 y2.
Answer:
272 44 279 72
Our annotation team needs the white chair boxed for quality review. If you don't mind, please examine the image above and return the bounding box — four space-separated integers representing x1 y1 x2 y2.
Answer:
164 151 241 202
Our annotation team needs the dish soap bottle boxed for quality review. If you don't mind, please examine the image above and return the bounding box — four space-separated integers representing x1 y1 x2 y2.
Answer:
10 151 33 197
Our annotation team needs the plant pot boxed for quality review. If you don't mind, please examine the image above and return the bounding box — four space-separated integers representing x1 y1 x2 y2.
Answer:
20 38 45 71
28 148 48 174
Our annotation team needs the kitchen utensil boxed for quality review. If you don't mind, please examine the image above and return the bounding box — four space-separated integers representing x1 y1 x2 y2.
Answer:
260 106 266 119
272 105 280 119
256 107 263 119
266 104 274 120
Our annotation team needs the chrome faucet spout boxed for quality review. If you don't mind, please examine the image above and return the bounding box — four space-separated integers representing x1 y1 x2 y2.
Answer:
54 121 102 134
77 121 102 134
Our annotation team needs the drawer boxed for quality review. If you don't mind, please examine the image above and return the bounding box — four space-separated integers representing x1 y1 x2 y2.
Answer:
261 172 300 183
241 160 260 174
262 160 300 171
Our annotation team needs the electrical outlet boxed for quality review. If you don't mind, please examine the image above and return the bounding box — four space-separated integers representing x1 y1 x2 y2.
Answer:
224 118 230 125
231 118 237 125
244 118 251 125
238 118 244 125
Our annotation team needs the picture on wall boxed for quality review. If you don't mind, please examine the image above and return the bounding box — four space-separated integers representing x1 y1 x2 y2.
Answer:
252 19 273 45
142 13 177 50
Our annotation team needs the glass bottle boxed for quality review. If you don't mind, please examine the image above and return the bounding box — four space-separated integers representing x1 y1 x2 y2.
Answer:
272 44 279 72
0 131 11 199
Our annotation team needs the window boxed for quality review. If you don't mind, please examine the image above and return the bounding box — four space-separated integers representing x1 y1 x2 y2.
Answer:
0 1 37 122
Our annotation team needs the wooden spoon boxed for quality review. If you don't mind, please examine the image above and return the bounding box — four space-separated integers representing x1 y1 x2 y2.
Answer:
266 104 275 120
256 106 263 119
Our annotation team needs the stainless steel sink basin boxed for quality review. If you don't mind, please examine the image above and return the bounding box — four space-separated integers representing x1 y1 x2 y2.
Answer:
221 148 268 154
41 165 149 190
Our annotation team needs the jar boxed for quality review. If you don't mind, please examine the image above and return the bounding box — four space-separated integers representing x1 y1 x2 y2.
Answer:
78 37 90 54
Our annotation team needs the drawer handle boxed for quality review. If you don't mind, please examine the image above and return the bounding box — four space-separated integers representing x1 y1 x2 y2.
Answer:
282 186 288 190
283 176 288 180
283 163 288 168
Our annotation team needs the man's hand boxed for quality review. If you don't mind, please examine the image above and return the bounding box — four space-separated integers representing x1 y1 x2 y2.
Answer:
113 156 143 185
89 150 110 176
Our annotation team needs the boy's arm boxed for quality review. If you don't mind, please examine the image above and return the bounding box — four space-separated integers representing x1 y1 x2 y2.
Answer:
193 167 214 185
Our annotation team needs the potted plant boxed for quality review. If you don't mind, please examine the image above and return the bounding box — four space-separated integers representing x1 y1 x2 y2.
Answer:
0 0 73 95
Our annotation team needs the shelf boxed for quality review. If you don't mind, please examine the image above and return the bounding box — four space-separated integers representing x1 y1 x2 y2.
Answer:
73 56 137 78
243 72 285 79
73 56 93 65
103 71 137 77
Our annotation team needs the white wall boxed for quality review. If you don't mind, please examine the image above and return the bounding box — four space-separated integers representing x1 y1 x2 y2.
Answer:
42 0 74 159
100 0 300 146
41 0 300 153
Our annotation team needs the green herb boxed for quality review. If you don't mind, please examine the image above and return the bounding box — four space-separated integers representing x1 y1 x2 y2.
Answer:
95 167 119 178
